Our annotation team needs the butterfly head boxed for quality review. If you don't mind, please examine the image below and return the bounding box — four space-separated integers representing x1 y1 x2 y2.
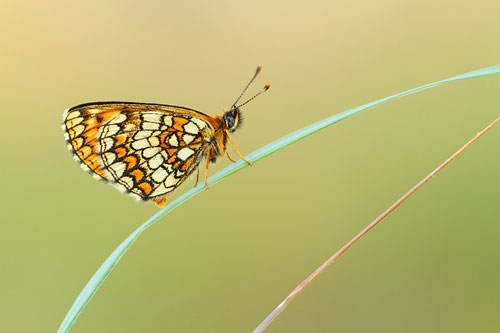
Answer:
223 108 241 132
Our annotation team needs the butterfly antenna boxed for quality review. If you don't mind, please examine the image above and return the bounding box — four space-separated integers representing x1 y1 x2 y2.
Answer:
231 65 263 109
235 83 270 109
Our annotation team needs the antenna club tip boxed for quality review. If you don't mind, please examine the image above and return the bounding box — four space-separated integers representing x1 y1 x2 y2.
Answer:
265 83 271 90
255 64 262 76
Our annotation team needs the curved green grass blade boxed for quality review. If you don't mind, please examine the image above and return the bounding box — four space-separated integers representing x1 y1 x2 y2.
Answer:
58 64 500 332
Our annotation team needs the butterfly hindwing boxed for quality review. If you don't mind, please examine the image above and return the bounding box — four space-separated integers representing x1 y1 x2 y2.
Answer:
63 102 213 206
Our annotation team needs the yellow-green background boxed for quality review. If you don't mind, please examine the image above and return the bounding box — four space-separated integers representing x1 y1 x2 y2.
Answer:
2 1 500 332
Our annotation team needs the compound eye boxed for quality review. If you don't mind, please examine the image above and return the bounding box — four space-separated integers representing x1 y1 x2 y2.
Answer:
224 113 235 129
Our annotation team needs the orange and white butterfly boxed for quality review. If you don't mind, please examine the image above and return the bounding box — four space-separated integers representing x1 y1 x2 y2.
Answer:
62 66 269 207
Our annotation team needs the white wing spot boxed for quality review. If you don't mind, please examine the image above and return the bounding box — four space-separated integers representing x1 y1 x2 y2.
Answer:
163 116 173 127
100 137 114 152
131 139 150 150
134 131 152 140
164 173 180 187
183 122 199 134
168 134 179 147
70 124 85 138
108 162 126 178
143 147 161 158
177 148 194 161
101 124 120 138
150 183 169 197
148 154 164 169
151 167 168 182
142 122 160 130
73 137 84 150
65 111 80 120
120 176 134 189
109 113 127 124
190 117 207 129
182 134 195 144
148 136 160 147
161 150 169 160
66 117 84 128
143 113 162 123
103 152 117 165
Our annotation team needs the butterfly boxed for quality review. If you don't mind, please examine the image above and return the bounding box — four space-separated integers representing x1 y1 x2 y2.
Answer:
62 65 269 207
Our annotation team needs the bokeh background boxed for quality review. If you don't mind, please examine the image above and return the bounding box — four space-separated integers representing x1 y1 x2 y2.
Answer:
2 1 500 332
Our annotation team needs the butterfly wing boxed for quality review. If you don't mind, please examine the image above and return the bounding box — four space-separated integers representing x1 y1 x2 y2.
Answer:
62 102 215 206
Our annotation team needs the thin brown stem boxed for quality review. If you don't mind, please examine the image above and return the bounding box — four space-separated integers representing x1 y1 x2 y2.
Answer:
253 115 500 333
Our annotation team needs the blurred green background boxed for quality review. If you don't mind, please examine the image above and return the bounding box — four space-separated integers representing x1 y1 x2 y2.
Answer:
2 0 500 332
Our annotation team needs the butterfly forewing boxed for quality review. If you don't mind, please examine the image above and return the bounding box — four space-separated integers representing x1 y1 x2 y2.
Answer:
62 102 214 206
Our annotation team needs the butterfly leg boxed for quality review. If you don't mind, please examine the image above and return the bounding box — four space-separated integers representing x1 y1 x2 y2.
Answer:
205 146 212 189
194 168 200 187
225 129 253 166
226 151 236 163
